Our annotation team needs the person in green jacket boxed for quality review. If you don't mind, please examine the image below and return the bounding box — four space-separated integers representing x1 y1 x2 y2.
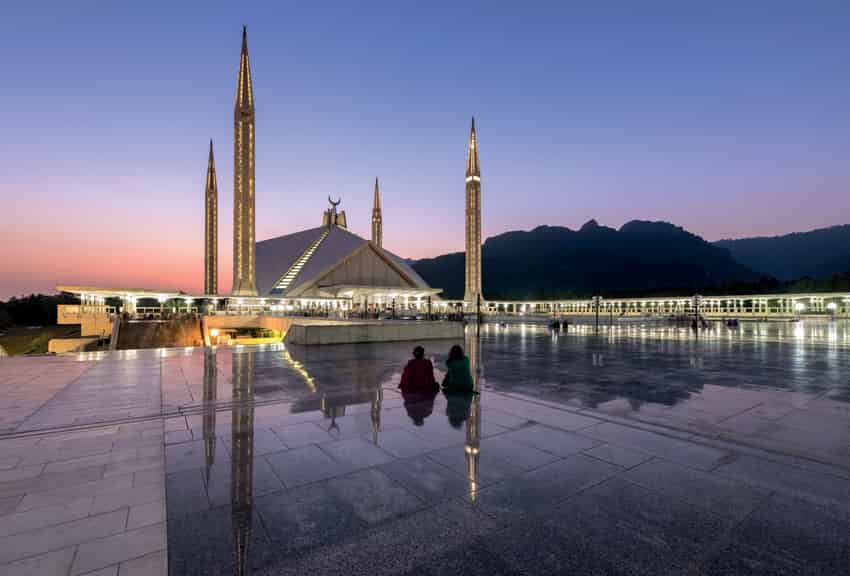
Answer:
441 345 476 394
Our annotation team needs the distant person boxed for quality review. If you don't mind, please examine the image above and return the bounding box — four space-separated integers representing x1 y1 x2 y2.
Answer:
441 345 475 394
402 389 437 426
399 346 439 393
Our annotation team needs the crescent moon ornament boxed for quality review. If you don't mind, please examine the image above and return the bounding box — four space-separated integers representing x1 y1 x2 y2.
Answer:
328 196 341 208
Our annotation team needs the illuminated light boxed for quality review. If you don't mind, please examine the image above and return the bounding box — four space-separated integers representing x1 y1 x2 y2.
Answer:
465 175 481 183
157 295 167 304
210 328 220 338
827 302 838 311
794 302 806 312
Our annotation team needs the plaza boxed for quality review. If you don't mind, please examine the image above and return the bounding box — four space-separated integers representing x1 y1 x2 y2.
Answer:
0 321 848 574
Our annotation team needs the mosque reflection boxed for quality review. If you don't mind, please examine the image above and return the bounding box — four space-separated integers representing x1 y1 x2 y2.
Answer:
197 327 485 573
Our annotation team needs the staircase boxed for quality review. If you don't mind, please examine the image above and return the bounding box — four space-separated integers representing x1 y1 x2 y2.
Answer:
273 229 329 293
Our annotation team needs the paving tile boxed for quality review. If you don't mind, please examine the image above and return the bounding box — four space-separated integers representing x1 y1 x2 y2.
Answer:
167 498 269 576
71 521 166 575
0 494 22 515
102 455 162 477
0 497 91 538
581 421 730 470
701 494 850 575
0 508 127 564
486 476 728 576
0 546 76 576
222 427 287 456
317 437 395 469
77 566 117 576
0 465 104 499
256 482 365 557
0 464 45 484
497 423 602 457
325 467 424 524
427 443 525 487
127 499 165 530
714 454 850 512
481 408 533 429
264 500 499 576
371 427 440 459
625 458 768 523
165 439 229 474
379 454 471 504
473 453 621 521
119 550 166 576
90 478 164 515
164 468 209 519
40 447 145 475
205 456 285 507
409 541 525 576
583 442 653 469
265 444 351 488
272 422 338 448
16 473 134 512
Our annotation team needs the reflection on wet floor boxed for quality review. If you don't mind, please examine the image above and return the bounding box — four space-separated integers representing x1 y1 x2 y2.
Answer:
167 328 486 574
162 321 850 574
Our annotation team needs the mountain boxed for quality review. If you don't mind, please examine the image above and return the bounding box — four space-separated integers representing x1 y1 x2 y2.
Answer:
412 220 761 300
714 225 850 281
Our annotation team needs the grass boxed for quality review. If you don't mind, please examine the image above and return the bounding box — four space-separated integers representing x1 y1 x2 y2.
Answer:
0 325 80 355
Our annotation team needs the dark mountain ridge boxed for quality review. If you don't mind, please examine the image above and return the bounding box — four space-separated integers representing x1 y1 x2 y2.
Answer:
413 220 761 300
714 224 850 281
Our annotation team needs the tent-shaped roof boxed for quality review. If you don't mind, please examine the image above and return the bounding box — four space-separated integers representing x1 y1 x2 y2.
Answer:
255 225 433 298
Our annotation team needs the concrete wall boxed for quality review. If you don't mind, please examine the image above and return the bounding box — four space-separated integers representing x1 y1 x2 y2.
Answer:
48 337 99 354
117 319 203 350
285 321 463 345
57 305 114 337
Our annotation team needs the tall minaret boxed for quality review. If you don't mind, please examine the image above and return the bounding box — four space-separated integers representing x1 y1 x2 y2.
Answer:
464 117 482 305
231 26 258 296
204 140 218 295
371 177 382 248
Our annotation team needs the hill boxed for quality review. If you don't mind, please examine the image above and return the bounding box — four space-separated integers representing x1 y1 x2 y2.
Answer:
412 220 761 300
714 225 850 281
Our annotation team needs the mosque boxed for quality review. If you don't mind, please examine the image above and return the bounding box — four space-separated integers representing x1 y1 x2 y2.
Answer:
58 27 484 318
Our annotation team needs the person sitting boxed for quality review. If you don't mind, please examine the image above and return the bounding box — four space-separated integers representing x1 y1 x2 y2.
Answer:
441 345 476 394
399 346 439 393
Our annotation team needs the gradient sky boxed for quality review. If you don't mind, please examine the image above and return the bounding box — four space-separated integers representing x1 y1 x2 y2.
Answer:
2 1 849 299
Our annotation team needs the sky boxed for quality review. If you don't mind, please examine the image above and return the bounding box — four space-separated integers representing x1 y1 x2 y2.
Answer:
1 1 849 299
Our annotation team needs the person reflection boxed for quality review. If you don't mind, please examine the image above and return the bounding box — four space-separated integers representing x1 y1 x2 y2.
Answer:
202 347 217 483
402 390 437 426
231 350 255 576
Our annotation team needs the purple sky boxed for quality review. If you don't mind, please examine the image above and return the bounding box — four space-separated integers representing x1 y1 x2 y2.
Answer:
1 1 849 298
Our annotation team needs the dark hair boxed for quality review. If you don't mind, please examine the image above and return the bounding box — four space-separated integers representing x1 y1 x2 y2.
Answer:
413 346 425 359
448 345 464 363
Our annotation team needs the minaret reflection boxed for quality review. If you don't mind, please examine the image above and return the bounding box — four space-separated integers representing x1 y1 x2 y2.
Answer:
465 324 482 500
371 386 382 445
202 348 218 482
231 350 255 576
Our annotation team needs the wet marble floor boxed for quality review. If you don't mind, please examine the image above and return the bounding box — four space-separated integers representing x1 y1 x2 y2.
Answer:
0 320 849 574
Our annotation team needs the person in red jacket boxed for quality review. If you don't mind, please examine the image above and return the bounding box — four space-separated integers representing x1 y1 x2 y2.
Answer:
399 346 439 393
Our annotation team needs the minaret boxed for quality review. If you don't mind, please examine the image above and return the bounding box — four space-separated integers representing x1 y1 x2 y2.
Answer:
204 140 218 295
464 117 482 305
231 26 258 296
371 177 382 248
